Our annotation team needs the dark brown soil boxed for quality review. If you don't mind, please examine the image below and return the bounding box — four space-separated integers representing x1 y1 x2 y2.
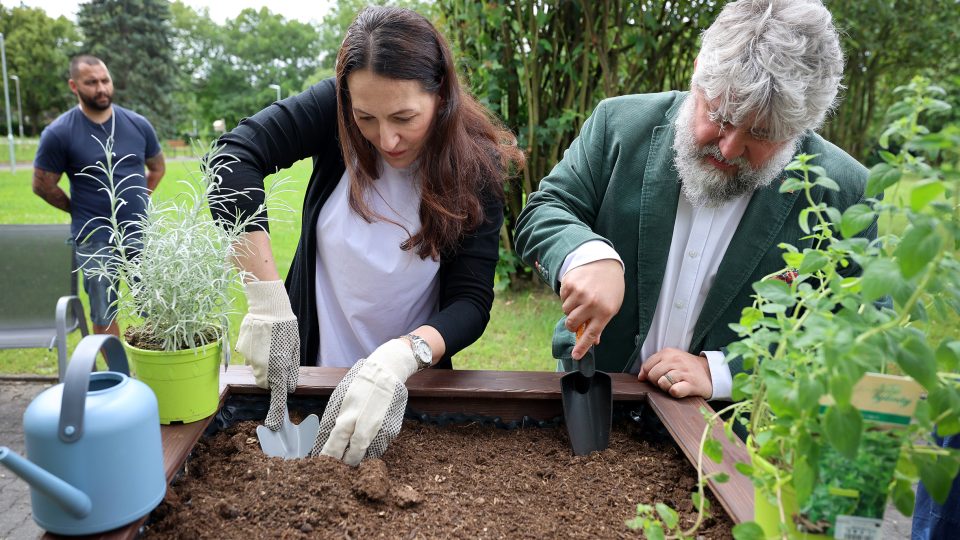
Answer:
143 419 734 539
124 325 220 351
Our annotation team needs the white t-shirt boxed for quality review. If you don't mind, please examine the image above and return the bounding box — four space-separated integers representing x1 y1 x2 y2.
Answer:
313 161 440 367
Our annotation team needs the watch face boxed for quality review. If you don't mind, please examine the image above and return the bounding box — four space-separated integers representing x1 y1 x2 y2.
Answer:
414 341 431 365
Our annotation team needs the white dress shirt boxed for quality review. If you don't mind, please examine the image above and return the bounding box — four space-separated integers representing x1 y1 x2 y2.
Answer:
559 193 751 400
313 161 440 367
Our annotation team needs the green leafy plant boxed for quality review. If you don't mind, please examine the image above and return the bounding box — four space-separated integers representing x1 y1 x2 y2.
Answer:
81 138 290 352
628 76 960 539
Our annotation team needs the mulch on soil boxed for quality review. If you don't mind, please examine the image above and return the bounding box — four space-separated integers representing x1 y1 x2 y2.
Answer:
143 418 734 539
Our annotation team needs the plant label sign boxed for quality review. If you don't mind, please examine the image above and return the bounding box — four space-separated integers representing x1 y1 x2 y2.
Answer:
809 373 923 539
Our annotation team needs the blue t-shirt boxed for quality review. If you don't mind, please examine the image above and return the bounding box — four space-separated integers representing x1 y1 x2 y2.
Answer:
34 105 161 242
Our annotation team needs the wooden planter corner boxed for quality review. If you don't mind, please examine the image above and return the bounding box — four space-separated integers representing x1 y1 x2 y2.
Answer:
44 366 752 539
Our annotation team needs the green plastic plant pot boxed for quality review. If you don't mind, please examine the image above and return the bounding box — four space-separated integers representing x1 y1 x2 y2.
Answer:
754 485 830 539
751 449 830 540
125 340 221 424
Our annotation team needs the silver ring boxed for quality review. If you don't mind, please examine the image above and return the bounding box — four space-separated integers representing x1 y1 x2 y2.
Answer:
664 373 677 386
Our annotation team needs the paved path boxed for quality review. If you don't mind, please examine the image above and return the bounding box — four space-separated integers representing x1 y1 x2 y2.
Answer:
1 380 49 540
0 378 913 539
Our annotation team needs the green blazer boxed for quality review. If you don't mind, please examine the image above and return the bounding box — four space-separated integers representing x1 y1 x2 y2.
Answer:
515 91 872 374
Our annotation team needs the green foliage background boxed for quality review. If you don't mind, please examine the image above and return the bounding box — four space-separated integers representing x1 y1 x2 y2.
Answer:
77 0 179 137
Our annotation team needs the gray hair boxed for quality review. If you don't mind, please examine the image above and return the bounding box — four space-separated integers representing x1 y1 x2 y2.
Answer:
692 0 844 141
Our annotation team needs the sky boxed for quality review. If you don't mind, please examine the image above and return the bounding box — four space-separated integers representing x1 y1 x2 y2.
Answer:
0 0 334 24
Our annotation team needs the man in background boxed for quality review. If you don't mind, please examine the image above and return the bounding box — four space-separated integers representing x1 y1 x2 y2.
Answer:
32 54 165 337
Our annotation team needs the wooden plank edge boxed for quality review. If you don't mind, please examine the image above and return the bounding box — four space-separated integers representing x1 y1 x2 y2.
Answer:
645 392 752 524
220 365 654 400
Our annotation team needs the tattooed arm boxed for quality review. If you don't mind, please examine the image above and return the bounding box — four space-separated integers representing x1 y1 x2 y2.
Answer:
145 151 165 194
32 167 70 213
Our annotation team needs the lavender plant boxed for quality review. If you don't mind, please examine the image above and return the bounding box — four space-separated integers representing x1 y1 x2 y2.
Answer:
81 138 291 352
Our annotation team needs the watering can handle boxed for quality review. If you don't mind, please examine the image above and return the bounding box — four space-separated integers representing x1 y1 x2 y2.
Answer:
58 335 130 444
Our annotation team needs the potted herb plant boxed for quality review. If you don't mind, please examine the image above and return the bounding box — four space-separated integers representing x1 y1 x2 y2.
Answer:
81 139 286 423
629 77 960 539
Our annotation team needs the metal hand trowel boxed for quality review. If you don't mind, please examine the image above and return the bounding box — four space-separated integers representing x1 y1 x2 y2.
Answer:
256 387 320 459
560 324 612 455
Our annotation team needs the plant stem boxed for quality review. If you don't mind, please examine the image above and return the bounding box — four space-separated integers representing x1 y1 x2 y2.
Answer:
678 401 745 538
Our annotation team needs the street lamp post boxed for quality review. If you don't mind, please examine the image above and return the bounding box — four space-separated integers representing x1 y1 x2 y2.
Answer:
268 84 281 102
0 33 14 172
10 74 22 139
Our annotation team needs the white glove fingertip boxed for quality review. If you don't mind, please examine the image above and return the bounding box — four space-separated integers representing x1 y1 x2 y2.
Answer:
343 447 365 467
321 415 356 461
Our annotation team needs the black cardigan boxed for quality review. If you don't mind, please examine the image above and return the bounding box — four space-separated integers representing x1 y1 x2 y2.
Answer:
214 78 503 368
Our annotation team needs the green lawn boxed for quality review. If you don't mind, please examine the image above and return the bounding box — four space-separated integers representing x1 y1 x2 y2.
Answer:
0 157 561 375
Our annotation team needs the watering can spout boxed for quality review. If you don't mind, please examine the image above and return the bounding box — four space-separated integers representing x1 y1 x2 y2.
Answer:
0 446 93 519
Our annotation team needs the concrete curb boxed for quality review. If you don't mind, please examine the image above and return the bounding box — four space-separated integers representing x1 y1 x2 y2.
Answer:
0 374 58 383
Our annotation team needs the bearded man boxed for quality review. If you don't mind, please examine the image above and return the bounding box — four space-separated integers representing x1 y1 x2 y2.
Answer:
33 55 165 337
515 0 873 401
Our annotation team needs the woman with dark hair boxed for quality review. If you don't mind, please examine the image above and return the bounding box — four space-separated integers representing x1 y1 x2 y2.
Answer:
213 6 524 466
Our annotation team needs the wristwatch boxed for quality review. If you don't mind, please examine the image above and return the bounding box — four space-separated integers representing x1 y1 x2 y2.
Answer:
403 333 433 371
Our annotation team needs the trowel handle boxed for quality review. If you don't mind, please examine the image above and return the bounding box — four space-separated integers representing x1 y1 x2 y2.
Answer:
575 324 596 378
59 335 130 444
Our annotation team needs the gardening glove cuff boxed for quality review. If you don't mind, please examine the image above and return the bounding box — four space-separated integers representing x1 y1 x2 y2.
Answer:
237 280 300 397
311 339 416 466
243 280 295 320
366 338 418 382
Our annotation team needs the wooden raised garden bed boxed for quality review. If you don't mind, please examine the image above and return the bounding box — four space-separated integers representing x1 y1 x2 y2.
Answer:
43 367 752 539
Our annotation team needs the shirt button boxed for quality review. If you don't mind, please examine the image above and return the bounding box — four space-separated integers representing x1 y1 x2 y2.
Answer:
687 250 699 258
674 300 686 310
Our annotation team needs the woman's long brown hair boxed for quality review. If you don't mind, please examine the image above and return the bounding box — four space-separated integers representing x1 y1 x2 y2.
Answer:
335 6 525 260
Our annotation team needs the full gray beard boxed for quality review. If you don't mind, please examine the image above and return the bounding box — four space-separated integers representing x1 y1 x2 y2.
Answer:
672 96 798 208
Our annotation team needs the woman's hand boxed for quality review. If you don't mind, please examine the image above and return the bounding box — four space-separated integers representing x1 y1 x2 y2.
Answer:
313 339 419 466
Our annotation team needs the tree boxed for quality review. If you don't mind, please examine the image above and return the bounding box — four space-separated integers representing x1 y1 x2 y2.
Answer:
0 6 80 135
169 4 324 135
315 0 436 74
437 0 722 280
168 1 224 139
825 0 960 161
77 0 180 138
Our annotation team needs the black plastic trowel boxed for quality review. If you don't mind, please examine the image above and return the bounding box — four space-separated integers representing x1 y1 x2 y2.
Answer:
560 325 612 455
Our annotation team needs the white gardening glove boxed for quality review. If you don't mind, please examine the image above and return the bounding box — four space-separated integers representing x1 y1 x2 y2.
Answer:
311 339 418 466
236 280 300 432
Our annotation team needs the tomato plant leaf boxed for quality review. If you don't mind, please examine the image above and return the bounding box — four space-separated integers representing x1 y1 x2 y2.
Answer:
732 522 765 540
704 439 723 464
892 478 916 515
655 503 679 529
935 341 960 372
910 179 945 212
798 250 829 274
895 223 942 279
752 279 795 307
824 405 862 459
840 204 877 239
861 259 902 303
866 162 902 197
896 336 938 390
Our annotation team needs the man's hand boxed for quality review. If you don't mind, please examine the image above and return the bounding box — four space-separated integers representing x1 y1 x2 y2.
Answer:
559 259 624 360
236 280 300 431
313 339 418 466
638 348 713 399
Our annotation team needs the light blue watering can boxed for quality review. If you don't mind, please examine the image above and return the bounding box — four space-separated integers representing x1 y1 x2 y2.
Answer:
0 334 166 535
